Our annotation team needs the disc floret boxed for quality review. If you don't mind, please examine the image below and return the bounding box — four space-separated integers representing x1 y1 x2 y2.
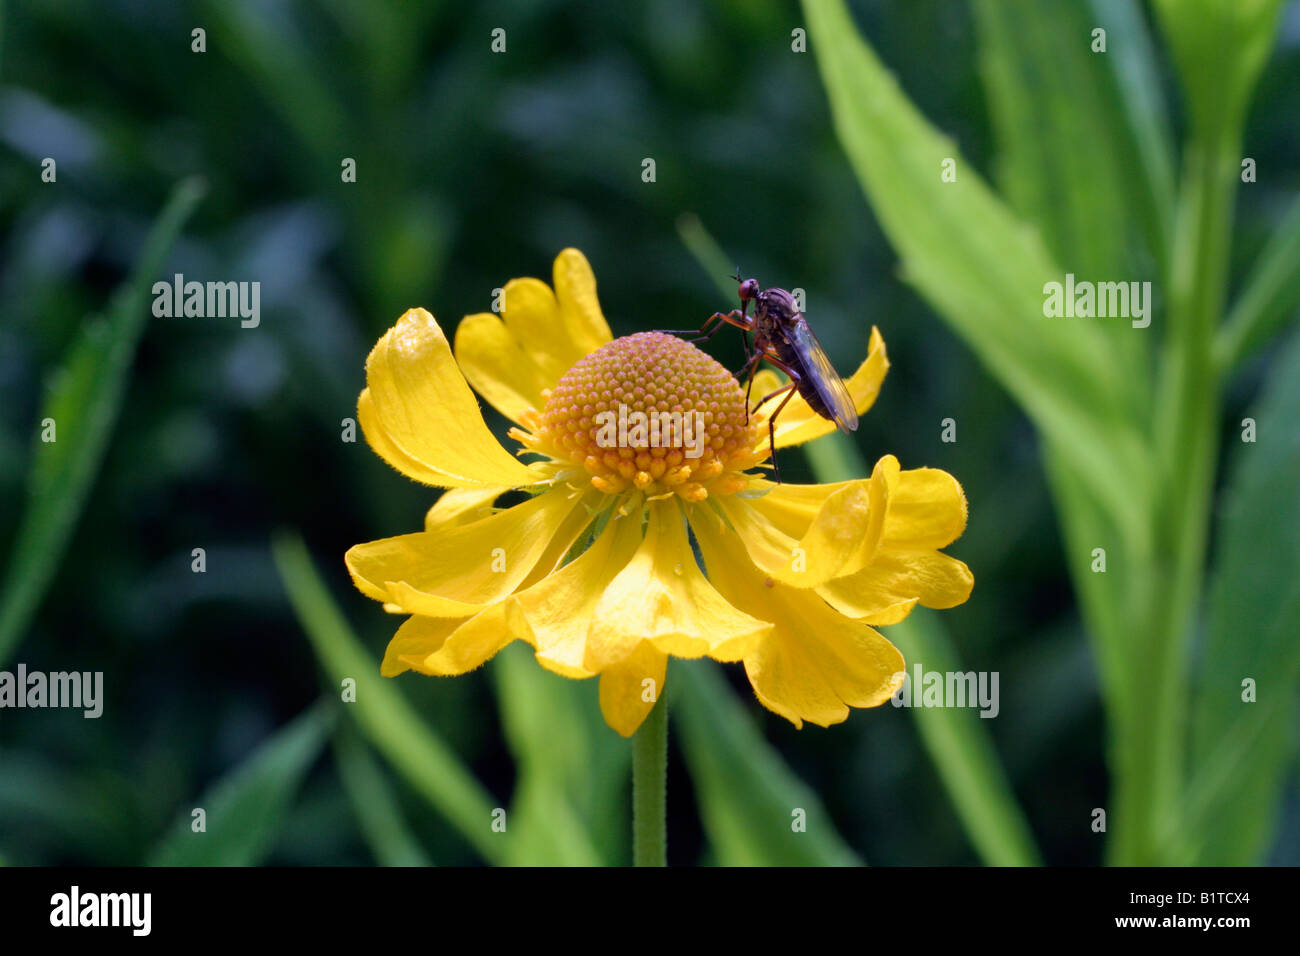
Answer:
515 332 762 501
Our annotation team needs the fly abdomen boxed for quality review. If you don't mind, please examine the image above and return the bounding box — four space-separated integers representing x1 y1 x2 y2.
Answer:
798 378 832 419
773 333 827 414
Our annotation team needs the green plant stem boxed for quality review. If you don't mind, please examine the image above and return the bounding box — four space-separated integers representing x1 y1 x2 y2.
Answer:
632 694 668 866
1111 125 1235 865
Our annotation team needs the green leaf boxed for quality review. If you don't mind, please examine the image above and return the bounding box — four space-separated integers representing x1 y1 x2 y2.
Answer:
974 0 1170 398
0 753 139 864
884 611 1042 866
675 660 861 866
1150 0 1283 138
271 531 506 864
807 432 1041 866
802 0 1152 550
975 0 1143 279
332 725 432 866
500 775 601 867
1179 331 1300 864
1040 442 1145 756
1217 194 1300 372
0 178 206 667
148 702 334 866
491 643 614 866
676 213 742 300
1086 0 1177 270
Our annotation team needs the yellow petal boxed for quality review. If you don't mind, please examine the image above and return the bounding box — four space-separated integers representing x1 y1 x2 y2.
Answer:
718 479 876 588
825 550 974 615
382 496 602 677
747 368 784 406
501 277 578 387
345 488 589 615
418 511 606 672
585 501 770 671
833 455 896 577
739 479 850 538
453 312 552 425
424 486 506 531
742 600 904 728
752 326 889 450
696 526 904 729
816 456 972 620
358 389 450 488
882 466 969 550
363 308 537 488
513 509 645 679
815 571 920 624
383 601 523 678
421 599 519 675
381 614 465 676
552 248 613 358
598 643 668 737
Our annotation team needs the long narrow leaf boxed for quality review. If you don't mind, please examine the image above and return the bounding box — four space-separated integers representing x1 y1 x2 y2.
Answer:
271 531 505 864
332 725 432 866
1086 0 1177 271
974 0 1160 402
886 611 1042 866
802 0 1152 548
1217 194 1300 372
0 178 205 666
975 0 1133 278
0 752 137 864
1150 0 1283 137
148 702 334 866
1180 331 1300 864
676 660 862 866
492 643 608 866
1041 443 1144 760
809 431 1041 866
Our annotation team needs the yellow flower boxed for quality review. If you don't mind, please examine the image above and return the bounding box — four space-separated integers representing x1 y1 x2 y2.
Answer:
346 249 973 735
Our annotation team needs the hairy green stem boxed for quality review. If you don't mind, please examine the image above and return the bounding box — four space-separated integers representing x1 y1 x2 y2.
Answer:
632 693 668 866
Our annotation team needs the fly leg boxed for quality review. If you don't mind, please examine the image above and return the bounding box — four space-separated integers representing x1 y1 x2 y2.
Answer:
737 298 753 365
735 322 768 425
738 348 763 424
653 309 750 345
752 366 803 484
738 327 753 368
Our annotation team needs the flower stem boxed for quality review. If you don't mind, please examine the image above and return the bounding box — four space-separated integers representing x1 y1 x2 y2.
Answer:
632 692 668 866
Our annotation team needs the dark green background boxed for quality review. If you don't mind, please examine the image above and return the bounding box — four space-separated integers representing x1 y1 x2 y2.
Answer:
1 0 1296 865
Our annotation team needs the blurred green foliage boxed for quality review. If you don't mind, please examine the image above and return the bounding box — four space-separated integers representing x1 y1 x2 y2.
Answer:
0 0 1296 865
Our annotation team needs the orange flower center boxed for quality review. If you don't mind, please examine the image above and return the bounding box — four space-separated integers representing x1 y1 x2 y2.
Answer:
521 332 763 501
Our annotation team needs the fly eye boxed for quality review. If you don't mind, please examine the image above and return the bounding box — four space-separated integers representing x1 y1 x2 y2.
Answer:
739 279 759 300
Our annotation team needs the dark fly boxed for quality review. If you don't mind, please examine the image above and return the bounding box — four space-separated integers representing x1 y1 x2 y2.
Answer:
659 273 858 482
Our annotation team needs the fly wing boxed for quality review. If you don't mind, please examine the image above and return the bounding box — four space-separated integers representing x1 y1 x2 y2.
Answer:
787 318 858 433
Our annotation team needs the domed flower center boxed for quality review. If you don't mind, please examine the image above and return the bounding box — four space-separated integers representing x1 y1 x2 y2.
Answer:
527 332 762 501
